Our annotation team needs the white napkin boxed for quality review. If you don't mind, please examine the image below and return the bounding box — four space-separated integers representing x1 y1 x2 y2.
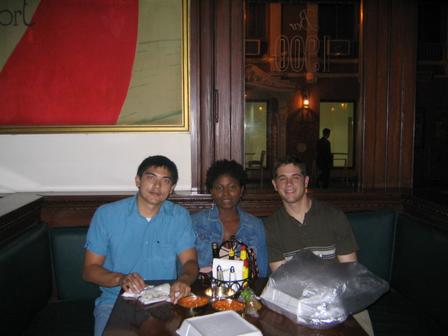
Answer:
121 283 171 305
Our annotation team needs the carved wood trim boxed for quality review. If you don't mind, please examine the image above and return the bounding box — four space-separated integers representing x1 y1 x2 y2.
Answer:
0 194 43 245
360 0 417 190
4 193 446 234
189 0 201 191
40 191 405 228
401 195 448 231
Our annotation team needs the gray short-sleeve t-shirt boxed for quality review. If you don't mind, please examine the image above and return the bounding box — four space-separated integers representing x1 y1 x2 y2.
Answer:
265 199 358 263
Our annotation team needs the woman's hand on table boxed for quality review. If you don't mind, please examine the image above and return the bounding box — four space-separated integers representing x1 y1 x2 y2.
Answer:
119 272 146 294
170 280 191 304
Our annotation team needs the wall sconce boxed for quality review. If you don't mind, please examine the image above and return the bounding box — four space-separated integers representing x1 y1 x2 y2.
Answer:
303 95 310 109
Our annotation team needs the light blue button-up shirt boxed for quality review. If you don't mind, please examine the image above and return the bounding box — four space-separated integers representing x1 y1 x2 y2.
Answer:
191 206 268 277
85 195 195 306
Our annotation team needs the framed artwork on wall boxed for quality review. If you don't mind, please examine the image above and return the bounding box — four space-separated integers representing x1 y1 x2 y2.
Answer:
0 0 189 133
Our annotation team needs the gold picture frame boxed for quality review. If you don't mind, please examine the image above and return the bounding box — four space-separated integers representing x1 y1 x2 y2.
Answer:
0 0 189 133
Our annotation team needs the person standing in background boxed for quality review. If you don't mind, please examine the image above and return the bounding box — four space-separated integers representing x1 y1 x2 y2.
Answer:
316 128 333 188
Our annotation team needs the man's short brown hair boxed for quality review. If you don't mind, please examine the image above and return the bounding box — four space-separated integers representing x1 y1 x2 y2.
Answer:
272 156 307 179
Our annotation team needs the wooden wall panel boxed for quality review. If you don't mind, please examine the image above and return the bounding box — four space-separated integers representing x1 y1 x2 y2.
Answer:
387 1 403 188
229 0 244 162
360 0 378 189
189 0 201 191
40 192 404 228
360 0 416 190
214 0 244 163
398 1 417 188
374 0 390 190
402 194 448 232
214 0 232 160
191 0 215 192
0 194 42 245
191 0 245 191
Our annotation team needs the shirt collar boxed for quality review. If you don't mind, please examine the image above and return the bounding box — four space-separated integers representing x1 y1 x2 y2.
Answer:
207 204 250 229
129 194 169 219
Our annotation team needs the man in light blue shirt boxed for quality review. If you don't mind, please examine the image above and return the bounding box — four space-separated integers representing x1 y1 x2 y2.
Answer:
83 155 198 336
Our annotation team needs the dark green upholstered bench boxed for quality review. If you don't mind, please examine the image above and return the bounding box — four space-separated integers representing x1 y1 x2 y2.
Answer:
25 226 99 336
0 222 98 335
0 222 52 336
386 213 448 334
348 210 396 282
2 209 446 336
348 210 446 335
50 227 100 301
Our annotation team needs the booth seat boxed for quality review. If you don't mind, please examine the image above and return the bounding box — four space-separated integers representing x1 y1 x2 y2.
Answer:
0 223 99 336
348 211 446 335
0 222 52 336
25 226 100 336
1 209 446 335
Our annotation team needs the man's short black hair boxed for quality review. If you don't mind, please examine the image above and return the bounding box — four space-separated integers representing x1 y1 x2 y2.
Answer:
136 155 178 184
323 128 331 136
205 159 247 193
272 155 307 179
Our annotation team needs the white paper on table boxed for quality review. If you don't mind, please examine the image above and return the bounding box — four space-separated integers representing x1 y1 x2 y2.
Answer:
121 286 151 299
212 258 244 281
176 311 262 336
121 283 171 305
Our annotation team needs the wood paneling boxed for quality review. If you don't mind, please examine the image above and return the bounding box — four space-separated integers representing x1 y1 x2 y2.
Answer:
190 0 245 192
3 192 447 239
402 194 448 232
0 194 42 245
40 192 403 228
190 0 215 192
360 0 417 190
214 0 244 162
189 0 201 192
229 0 245 162
397 1 417 189
214 0 231 160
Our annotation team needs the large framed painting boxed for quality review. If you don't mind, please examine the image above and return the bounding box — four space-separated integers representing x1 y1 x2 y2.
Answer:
0 0 189 133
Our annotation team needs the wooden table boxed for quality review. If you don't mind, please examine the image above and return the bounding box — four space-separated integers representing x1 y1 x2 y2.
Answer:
103 279 368 336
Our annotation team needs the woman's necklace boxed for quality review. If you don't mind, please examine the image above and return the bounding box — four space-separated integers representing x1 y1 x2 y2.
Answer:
221 214 240 241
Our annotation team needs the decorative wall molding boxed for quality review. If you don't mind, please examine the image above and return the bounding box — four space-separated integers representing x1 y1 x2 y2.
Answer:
0 193 43 245
4 192 446 235
401 195 448 231
40 191 404 228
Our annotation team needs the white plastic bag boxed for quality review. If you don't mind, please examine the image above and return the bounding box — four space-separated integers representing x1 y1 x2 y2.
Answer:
260 250 389 329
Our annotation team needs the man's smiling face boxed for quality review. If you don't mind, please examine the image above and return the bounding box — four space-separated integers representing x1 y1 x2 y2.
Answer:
272 163 309 204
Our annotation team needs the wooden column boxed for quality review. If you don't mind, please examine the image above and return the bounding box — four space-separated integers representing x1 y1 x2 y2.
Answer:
0 194 42 244
214 0 244 162
359 0 417 190
190 0 245 192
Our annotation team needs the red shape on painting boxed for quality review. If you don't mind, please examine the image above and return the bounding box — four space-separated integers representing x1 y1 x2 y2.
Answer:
0 0 138 125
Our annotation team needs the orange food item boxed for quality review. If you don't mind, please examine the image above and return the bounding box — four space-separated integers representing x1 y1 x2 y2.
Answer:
178 296 209 309
212 299 245 312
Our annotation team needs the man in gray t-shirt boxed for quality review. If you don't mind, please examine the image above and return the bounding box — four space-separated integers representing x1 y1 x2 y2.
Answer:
265 156 358 272
266 199 358 265
265 156 373 336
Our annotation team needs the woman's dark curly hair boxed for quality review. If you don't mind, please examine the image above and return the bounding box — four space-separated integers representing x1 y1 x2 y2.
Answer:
205 160 247 193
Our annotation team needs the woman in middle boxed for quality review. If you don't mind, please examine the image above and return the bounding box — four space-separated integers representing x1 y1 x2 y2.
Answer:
192 159 268 277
